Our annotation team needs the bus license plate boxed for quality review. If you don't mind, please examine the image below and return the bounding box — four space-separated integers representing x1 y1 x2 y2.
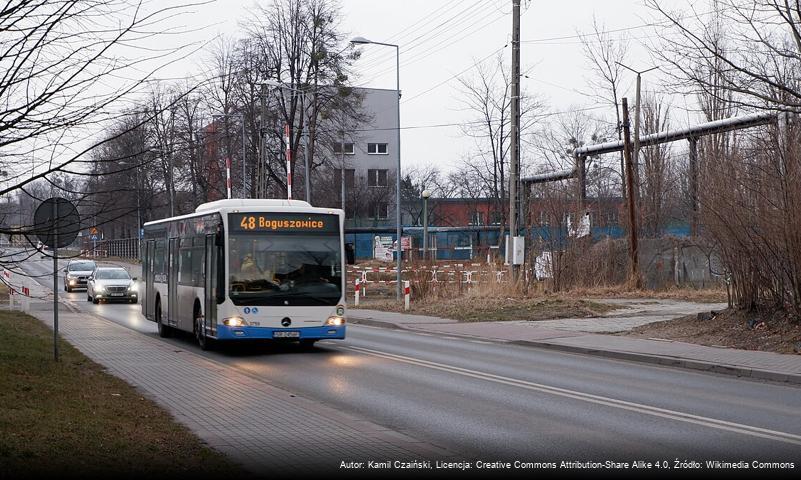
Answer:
273 331 300 339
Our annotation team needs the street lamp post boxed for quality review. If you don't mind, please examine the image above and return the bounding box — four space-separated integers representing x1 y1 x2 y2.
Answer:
351 36 403 300
615 63 659 191
261 80 311 203
422 189 430 261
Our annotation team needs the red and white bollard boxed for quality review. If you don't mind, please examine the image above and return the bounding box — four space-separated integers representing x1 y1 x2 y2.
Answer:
354 278 360 306
404 280 410 311
225 157 232 199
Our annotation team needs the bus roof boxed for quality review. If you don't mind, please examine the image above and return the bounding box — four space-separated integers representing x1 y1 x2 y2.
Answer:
143 199 344 228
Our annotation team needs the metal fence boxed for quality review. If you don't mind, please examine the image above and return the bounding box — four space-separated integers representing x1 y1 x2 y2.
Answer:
84 237 141 259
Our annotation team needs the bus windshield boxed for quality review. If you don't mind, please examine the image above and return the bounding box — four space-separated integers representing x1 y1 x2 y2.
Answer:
228 234 342 306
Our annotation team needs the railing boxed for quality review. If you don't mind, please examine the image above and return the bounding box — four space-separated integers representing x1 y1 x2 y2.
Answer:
85 238 141 260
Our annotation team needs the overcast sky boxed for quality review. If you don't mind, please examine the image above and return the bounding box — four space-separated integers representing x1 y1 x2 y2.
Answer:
148 0 692 175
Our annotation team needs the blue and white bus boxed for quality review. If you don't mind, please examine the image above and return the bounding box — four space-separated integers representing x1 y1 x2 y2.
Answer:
141 199 347 350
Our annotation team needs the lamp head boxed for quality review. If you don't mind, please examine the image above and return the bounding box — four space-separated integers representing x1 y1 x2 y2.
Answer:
350 36 372 45
422 190 431 199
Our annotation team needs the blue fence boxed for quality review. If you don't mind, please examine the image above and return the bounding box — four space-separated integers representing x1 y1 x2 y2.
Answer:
346 223 691 261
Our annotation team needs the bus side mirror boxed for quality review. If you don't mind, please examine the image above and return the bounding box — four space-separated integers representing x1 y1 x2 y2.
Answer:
345 242 355 265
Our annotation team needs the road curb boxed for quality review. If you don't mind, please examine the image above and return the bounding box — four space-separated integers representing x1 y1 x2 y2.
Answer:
349 317 408 330
349 317 801 386
509 340 801 386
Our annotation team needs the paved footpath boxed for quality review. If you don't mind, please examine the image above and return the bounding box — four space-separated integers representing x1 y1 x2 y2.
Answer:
350 304 801 385
16 283 450 475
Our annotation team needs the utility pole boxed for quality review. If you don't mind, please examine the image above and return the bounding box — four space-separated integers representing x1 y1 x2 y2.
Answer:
621 98 641 289
509 0 521 280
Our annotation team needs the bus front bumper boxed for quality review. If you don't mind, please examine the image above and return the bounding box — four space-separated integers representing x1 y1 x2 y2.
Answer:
215 324 346 341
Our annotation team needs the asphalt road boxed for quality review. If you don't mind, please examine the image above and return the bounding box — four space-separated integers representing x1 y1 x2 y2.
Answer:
17 251 801 464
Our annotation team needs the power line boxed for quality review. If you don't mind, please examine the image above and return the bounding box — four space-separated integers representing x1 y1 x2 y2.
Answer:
355 0 476 72
356 9 508 88
399 44 508 104
356 0 504 80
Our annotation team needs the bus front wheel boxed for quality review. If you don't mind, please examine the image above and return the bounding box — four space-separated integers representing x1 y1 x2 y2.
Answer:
195 313 212 351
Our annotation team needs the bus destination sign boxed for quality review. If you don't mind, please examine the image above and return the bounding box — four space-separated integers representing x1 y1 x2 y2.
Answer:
229 213 339 234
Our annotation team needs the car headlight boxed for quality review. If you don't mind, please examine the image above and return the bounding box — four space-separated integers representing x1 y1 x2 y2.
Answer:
223 316 248 327
95 285 104 293
325 315 345 326
128 283 138 293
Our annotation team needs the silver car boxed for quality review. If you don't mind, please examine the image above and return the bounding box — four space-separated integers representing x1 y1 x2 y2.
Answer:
87 267 138 304
63 259 97 292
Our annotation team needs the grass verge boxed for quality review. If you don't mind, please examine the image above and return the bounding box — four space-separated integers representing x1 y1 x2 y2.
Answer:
0 310 246 479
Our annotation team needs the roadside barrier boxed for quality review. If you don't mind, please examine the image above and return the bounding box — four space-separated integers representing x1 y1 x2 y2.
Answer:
404 281 410 311
346 266 512 285
3 269 31 311
354 278 360 306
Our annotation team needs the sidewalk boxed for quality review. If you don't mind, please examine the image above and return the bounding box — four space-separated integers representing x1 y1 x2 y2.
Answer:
349 306 801 385
15 279 451 475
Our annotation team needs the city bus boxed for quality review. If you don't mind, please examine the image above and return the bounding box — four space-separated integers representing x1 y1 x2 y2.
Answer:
141 199 347 350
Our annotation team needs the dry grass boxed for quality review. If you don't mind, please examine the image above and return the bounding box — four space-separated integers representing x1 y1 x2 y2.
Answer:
565 285 728 303
348 260 725 322
354 290 617 322
0 311 247 479
626 308 801 354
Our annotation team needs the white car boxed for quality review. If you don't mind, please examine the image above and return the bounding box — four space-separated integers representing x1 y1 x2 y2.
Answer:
87 267 138 304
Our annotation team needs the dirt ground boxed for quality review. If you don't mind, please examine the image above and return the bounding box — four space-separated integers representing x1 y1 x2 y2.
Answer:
625 308 801 354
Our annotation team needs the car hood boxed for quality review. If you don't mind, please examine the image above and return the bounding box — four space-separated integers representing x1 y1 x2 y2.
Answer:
93 279 133 287
67 270 94 276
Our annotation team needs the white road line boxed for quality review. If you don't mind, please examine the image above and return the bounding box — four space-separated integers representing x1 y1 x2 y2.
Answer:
344 345 801 446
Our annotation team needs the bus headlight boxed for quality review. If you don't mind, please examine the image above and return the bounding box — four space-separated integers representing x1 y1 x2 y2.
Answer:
223 316 248 327
325 315 345 326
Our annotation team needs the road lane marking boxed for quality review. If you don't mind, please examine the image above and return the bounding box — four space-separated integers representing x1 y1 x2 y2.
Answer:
344 345 801 446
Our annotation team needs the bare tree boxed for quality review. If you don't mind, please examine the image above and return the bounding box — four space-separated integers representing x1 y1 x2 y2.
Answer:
649 0 801 314
579 16 630 196
457 53 543 244
638 93 678 237
0 1 199 198
243 0 357 197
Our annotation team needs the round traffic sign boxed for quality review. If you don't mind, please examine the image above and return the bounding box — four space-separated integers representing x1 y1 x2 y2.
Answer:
34 197 80 248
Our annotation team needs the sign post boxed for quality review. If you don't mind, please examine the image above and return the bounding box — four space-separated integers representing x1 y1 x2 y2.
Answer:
34 197 80 362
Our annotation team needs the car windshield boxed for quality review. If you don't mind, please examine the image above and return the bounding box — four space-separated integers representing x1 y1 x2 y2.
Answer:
69 262 96 271
229 234 342 306
95 269 130 280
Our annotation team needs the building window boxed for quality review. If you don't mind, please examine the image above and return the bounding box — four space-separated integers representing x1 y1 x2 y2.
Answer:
367 169 388 187
367 143 388 155
332 142 355 155
369 202 388 220
334 168 355 189
469 211 484 225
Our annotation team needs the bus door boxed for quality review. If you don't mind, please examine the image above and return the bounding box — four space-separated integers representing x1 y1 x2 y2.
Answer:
144 239 155 319
167 238 179 327
204 234 217 336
